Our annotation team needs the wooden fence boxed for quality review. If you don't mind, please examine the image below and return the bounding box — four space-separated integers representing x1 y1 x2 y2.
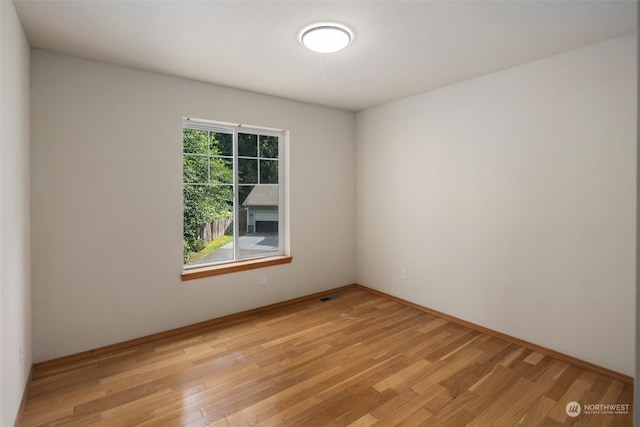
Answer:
194 209 247 243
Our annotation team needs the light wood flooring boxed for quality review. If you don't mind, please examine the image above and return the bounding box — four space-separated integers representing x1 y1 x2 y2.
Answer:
19 288 633 426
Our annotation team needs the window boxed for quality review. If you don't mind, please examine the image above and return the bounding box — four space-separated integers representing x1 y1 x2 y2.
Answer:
182 119 289 277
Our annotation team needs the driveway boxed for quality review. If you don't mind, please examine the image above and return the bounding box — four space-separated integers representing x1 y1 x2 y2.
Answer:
196 233 279 264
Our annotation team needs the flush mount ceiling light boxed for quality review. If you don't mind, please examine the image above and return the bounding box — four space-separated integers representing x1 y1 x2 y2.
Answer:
300 23 353 53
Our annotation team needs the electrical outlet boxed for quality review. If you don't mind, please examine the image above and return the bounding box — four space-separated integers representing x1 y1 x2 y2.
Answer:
401 269 408 280
260 274 267 285
19 343 24 365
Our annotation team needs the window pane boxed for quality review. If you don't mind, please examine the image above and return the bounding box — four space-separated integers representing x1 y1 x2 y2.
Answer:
238 133 258 157
238 184 279 260
238 158 258 184
183 154 208 183
183 129 209 154
259 135 278 158
210 157 233 184
183 123 283 268
213 132 233 157
260 160 278 184
183 185 234 265
238 185 253 207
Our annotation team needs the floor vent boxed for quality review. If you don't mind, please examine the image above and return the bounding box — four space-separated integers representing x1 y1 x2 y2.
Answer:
319 294 342 303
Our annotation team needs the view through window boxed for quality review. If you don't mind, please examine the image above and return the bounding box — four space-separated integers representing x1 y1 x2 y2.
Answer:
183 120 283 268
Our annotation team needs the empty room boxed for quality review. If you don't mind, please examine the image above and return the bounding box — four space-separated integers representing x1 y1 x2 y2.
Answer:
1 0 637 426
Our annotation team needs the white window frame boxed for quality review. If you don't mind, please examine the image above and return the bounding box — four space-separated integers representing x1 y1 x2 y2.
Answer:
182 118 285 270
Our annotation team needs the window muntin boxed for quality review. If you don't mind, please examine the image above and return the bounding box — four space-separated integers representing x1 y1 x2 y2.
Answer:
182 120 283 269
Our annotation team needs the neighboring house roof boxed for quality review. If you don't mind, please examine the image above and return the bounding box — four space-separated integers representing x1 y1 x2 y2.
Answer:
243 185 279 207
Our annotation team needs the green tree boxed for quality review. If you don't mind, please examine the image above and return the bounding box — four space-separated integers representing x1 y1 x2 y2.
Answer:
183 129 233 261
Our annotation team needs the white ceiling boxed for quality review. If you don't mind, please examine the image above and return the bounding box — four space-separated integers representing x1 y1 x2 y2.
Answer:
13 0 638 112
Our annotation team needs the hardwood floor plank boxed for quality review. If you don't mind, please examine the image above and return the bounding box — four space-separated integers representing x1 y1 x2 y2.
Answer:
136 409 204 427
425 330 481 361
410 348 484 394
260 396 323 427
545 364 584 401
433 365 523 422
298 387 384 427
372 389 433 425
370 388 418 420
221 366 344 425
523 351 546 365
518 395 557 426
536 416 565 427
346 413 378 427
372 359 430 392
546 370 597 424
395 407 433 427
72 379 171 416
467 377 538 426
331 387 393 426
18 288 633 427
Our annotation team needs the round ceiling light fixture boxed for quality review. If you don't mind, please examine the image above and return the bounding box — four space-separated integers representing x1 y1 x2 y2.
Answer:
300 23 353 53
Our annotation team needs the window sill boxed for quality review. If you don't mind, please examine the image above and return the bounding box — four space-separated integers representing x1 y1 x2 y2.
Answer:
181 255 292 281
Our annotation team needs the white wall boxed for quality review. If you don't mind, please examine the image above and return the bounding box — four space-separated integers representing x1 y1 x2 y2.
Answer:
356 34 636 376
0 1 32 425
31 50 355 362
